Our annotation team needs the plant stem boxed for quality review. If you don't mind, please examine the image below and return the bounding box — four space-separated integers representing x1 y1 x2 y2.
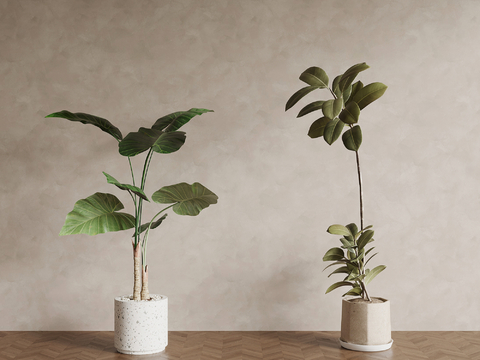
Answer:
132 240 142 301
355 149 364 231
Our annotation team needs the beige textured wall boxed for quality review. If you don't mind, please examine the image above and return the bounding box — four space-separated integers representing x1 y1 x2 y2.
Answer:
1 0 479 331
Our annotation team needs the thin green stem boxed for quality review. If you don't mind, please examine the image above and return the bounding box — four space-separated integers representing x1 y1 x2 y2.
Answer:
141 204 175 268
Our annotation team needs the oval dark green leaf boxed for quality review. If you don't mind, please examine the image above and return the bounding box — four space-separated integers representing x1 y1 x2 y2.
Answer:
327 224 352 236
351 82 388 110
299 67 329 88
323 118 344 145
152 108 213 132
307 117 330 138
339 102 360 125
285 86 318 111
297 101 325 118
342 125 362 151
338 62 370 92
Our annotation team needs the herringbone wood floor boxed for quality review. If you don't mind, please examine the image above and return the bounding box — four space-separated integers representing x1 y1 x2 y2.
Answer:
0 331 479 360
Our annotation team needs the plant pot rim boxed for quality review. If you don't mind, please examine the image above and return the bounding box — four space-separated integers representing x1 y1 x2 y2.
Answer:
115 294 167 302
342 296 389 304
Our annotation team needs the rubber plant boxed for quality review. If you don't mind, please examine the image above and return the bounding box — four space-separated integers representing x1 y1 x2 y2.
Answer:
45 108 218 300
285 63 387 301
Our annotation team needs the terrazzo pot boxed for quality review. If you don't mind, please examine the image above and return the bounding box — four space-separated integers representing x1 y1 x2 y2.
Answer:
114 295 168 355
339 297 393 352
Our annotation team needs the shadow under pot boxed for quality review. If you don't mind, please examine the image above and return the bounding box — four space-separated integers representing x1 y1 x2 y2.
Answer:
114 295 168 355
339 297 393 352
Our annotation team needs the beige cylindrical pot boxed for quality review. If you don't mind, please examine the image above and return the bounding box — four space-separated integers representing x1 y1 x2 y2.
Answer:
340 297 393 352
114 295 168 355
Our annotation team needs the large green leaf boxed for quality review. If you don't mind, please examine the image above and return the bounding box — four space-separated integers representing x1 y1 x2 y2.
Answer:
327 224 352 236
134 214 168 237
307 117 330 138
364 265 386 285
346 223 359 238
152 108 213 132
45 110 123 141
119 128 186 157
332 75 342 97
352 82 388 109
59 193 135 236
323 247 345 261
285 86 318 111
342 125 362 151
325 281 354 294
357 230 374 251
152 182 218 216
339 102 360 125
103 172 149 201
297 101 325 118
322 99 343 119
299 67 329 88
338 63 370 92
323 118 344 145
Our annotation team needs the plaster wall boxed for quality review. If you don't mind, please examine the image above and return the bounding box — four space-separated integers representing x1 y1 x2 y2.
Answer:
1 0 479 330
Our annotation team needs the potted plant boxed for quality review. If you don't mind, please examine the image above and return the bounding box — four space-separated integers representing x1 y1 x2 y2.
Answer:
44 108 218 355
285 63 392 351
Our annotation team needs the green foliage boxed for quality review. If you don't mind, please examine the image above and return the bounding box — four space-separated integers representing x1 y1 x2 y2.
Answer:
285 63 388 301
152 182 218 216
323 223 386 297
46 108 217 274
45 111 123 141
284 62 387 152
59 192 136 236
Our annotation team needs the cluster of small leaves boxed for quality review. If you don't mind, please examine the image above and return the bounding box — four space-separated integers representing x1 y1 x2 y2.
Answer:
285 62 387 152
323 223 385 297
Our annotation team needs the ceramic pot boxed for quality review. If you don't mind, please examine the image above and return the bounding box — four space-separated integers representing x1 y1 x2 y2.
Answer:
339 297 393 352
114 295 168 355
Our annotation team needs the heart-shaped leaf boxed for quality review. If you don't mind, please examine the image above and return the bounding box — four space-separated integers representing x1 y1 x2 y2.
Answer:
299 67 329 88
119 128 186 157
352 82 388 109
285 86 318 111
339 102 360 125
152 108 213 132
323 118 344 145
297 101 325 118
152 182 218 216
59 193 135 236
307 117 330 138
342 125 362 151
103 172 149 201
45 110 123 140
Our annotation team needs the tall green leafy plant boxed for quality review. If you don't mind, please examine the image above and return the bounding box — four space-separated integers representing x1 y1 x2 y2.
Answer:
45 108 218 300
285 63 387 301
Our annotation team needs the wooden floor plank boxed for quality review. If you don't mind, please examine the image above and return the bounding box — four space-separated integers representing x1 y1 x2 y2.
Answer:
0 331 479 359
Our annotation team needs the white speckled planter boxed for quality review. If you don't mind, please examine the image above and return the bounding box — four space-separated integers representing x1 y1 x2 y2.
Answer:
340 297 392 352
114 295 168 355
